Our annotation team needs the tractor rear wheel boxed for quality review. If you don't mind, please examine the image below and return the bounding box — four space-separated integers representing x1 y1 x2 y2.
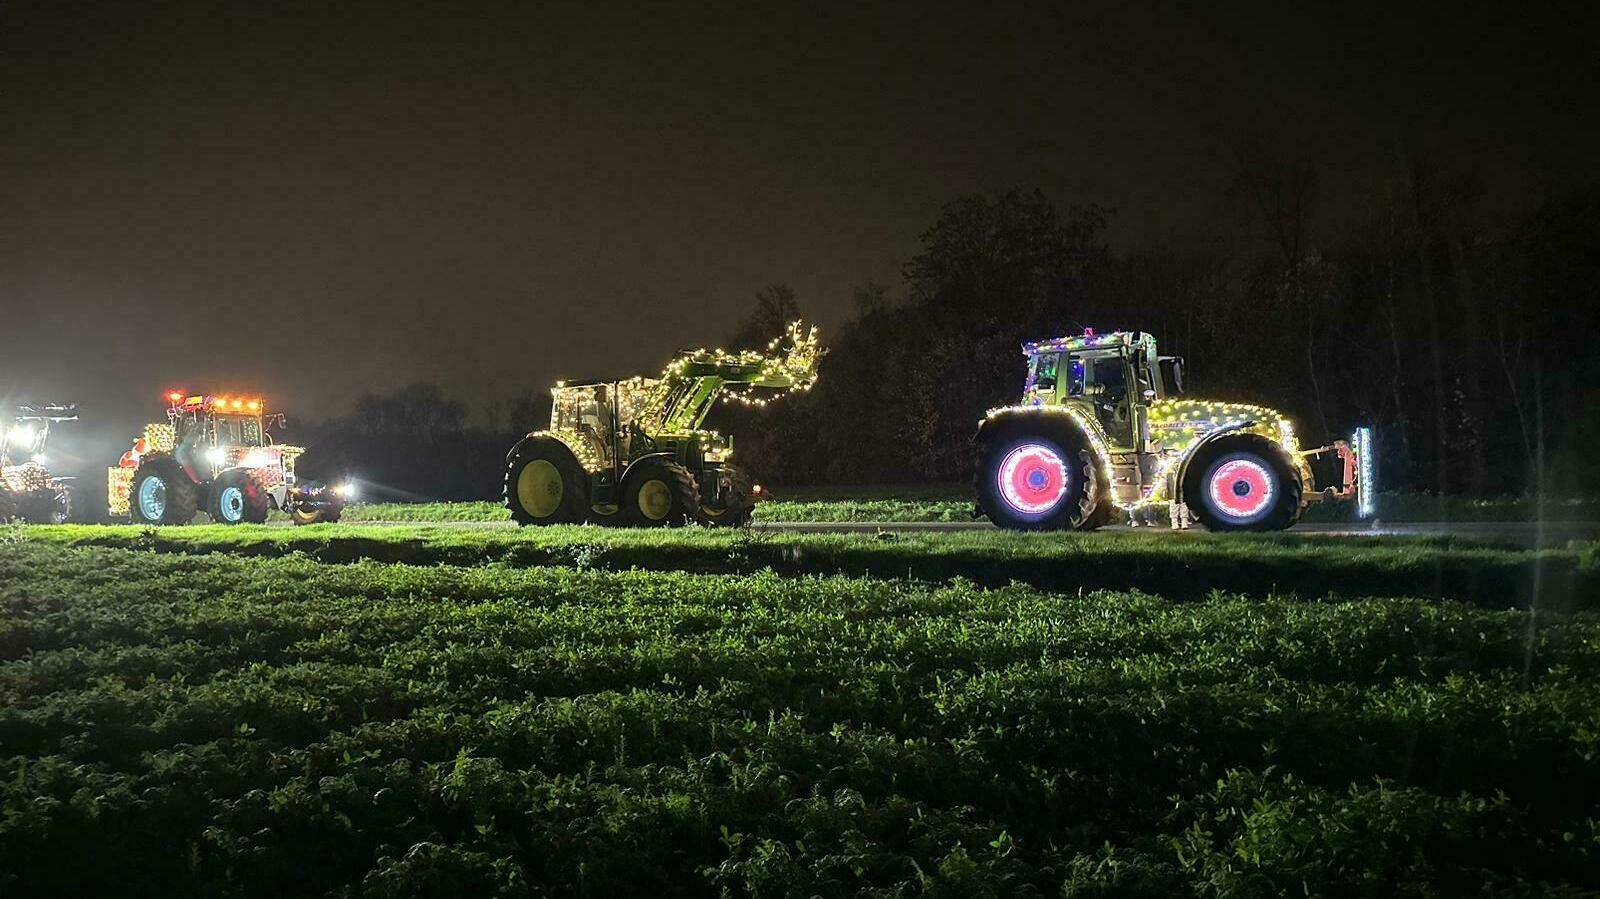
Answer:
1184 442 1303 532
129 457 199 525
208 469 270 524
622 458 699 527
698 468 756 527
504 438 589 525
976 420 1103 531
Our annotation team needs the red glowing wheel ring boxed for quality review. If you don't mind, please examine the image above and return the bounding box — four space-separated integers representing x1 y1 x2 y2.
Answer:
997 443 1071 515
1205 455 1277 521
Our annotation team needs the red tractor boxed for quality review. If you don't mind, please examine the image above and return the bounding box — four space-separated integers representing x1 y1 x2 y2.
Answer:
110 391 353 525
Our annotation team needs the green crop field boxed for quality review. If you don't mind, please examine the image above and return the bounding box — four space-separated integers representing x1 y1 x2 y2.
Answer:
3 523 1599 896
334 490 1600 526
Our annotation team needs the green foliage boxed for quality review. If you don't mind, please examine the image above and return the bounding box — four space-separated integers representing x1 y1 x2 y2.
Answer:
22 522 1598 611
2 539 1598 895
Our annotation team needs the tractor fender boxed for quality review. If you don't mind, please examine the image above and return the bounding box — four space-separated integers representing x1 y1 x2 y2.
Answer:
619 452 679 487
1174 426 1298 499
975 406 1106 455
506 432 580 465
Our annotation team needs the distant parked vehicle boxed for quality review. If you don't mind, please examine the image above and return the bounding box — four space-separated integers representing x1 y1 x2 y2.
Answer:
1 403 80 523
110 391 354 525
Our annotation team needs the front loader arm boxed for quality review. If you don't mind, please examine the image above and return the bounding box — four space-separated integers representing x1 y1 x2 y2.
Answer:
651 321 822 433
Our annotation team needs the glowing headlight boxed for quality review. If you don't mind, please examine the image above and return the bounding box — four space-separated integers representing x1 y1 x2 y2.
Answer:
206 446 227 465
334 482 357 499
241 451 271 468
8 425 34 444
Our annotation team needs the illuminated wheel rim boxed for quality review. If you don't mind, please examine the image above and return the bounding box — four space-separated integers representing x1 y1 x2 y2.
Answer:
637 479 673 521
1205 455 1277 521
218 486 244 523
137 476 167 520
997 443 1070 515
516 460 563 518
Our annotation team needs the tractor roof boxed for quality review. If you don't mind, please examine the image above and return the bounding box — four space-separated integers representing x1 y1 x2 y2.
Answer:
1022 330 1155 357
164 392 267 414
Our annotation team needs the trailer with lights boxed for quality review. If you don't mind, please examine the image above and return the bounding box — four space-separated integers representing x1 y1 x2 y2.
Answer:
975 330 1372 532
109 392 356 525
1 403 81 523
504 321 821 527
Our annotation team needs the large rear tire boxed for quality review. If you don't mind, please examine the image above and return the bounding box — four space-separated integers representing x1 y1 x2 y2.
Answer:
698 467 755 527
976 418 1104 531
504 438 590 525
128 457 199 525
622 458 699 527
207 469 270 524
1183 440 1303 532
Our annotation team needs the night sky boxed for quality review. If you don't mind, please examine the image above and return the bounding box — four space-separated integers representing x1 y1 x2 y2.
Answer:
4 0 1597 443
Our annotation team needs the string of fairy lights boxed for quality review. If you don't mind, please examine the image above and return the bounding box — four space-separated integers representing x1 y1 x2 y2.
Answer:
533 321 821 472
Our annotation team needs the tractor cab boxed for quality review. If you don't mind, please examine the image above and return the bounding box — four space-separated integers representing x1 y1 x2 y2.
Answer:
1023 330 1183 452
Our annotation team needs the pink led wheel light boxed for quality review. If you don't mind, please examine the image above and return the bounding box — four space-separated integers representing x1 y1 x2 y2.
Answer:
998 444 1069 514
1206 457 1275 519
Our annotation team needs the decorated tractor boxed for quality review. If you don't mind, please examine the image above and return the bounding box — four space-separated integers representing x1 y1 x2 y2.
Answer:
505 321 821 527
975 330 1372 532
0 403 80 523
110 391 354 525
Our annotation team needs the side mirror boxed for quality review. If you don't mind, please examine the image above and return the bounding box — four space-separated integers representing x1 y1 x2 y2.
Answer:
1158 356 1186 396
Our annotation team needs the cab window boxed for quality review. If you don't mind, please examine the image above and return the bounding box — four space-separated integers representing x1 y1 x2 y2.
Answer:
1031 354 1058 392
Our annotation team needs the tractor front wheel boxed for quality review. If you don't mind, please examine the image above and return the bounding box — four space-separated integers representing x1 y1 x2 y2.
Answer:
976 422 1103 531
622 459 699 527
1184 442 1303 532
14 486 72 524
698 468 756 527
504 438 590 525
129 457 199 525
208 469 270 524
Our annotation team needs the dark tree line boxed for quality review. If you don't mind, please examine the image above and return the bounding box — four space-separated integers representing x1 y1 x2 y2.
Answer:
733 180 1600 497
302 180 1600 501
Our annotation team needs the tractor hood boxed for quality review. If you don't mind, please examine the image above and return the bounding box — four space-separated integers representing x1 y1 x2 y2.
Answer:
1147 398 1298 455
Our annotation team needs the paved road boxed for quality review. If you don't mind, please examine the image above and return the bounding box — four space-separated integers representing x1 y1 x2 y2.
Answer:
325 518 1600 546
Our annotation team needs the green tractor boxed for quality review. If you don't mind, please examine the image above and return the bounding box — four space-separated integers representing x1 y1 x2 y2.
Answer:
504 322 821 527
1 403 80 523
975 330 1372 532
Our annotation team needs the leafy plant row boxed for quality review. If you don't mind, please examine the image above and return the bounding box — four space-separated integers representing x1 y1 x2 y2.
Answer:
2 542 1598 896
23 523 1599 611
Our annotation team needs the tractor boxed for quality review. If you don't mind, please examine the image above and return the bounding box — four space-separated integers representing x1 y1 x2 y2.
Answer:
1 403 80 523
504 321 821 527
110 391 355 525
975 330 1372 532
